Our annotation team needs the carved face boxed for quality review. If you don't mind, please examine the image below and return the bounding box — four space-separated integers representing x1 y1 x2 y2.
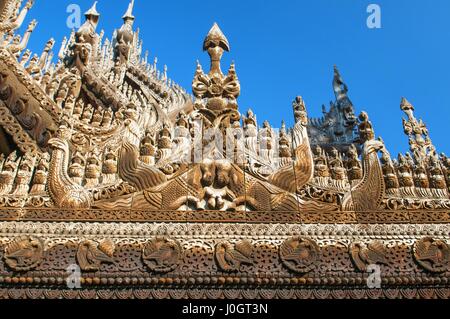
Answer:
201 161 215 187
215 161 232 188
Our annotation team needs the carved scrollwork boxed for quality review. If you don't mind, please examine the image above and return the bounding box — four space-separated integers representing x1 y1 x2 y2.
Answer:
76 239 115 271
215 240 253 272
4 236 44 271
142 237 182 273
413 237 450 273
279 237 319 273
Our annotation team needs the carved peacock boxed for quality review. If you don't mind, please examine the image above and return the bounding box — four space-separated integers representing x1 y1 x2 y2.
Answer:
47 134 92 209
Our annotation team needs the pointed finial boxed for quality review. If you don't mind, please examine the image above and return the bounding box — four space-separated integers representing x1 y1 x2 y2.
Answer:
122 0 135 21
85 1 100 17
400 97 414 111
333 64 349 102
203 23 230 52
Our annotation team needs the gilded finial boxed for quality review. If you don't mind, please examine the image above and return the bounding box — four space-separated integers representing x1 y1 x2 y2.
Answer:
203 23 230 52
400 97 414 111
333 65 349 101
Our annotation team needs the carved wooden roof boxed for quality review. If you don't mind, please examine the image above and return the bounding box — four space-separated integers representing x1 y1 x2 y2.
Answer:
0 0 448 300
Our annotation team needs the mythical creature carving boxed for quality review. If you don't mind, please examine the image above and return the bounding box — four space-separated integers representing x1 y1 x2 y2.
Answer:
4 236 44 271
279 237 319 273
47 126 92 208
76 239 115 271
142 237 182 273
349 241 389 272
268 97 314 193
215 240 253 272
118 141 168 191
342 112 386 211
413 237 450 273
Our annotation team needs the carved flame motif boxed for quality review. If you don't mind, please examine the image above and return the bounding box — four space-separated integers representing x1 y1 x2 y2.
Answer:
349 241 389 272
413 237 450 273
142 237 182 273
4 236 44 271
279 237 319 273
76 239 115 271
215 240 253 272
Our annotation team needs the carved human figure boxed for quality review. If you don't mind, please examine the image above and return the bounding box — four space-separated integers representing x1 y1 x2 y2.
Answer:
68 152 85 185
140 131 156 165
328 148 347 182
413 160 429 189
313 145 330 179
380 151 399 191
358 111 375 143
30 154 49 194
397 154 414 188
0 152 18 195
84 153 101 188
428 156 446 190
12 155 34 195
346 144 362 182
278 121 292 159
102 149 117 184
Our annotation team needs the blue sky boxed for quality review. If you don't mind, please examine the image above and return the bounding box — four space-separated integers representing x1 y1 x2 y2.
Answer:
18 0 450 155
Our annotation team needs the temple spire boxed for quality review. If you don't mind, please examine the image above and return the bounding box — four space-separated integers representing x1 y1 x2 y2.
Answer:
333 65 349 102
400 97 436 161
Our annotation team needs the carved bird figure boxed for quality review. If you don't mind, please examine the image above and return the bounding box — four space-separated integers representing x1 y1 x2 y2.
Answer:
143 240 179 266
76 240 115 271
4 237 43 270
280 240 315 264
215 240 253 271
350 241 388 271
415 238 449 265
6 240 40 264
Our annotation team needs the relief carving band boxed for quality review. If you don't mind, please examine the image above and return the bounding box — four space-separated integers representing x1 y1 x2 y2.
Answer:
0 0 448 300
